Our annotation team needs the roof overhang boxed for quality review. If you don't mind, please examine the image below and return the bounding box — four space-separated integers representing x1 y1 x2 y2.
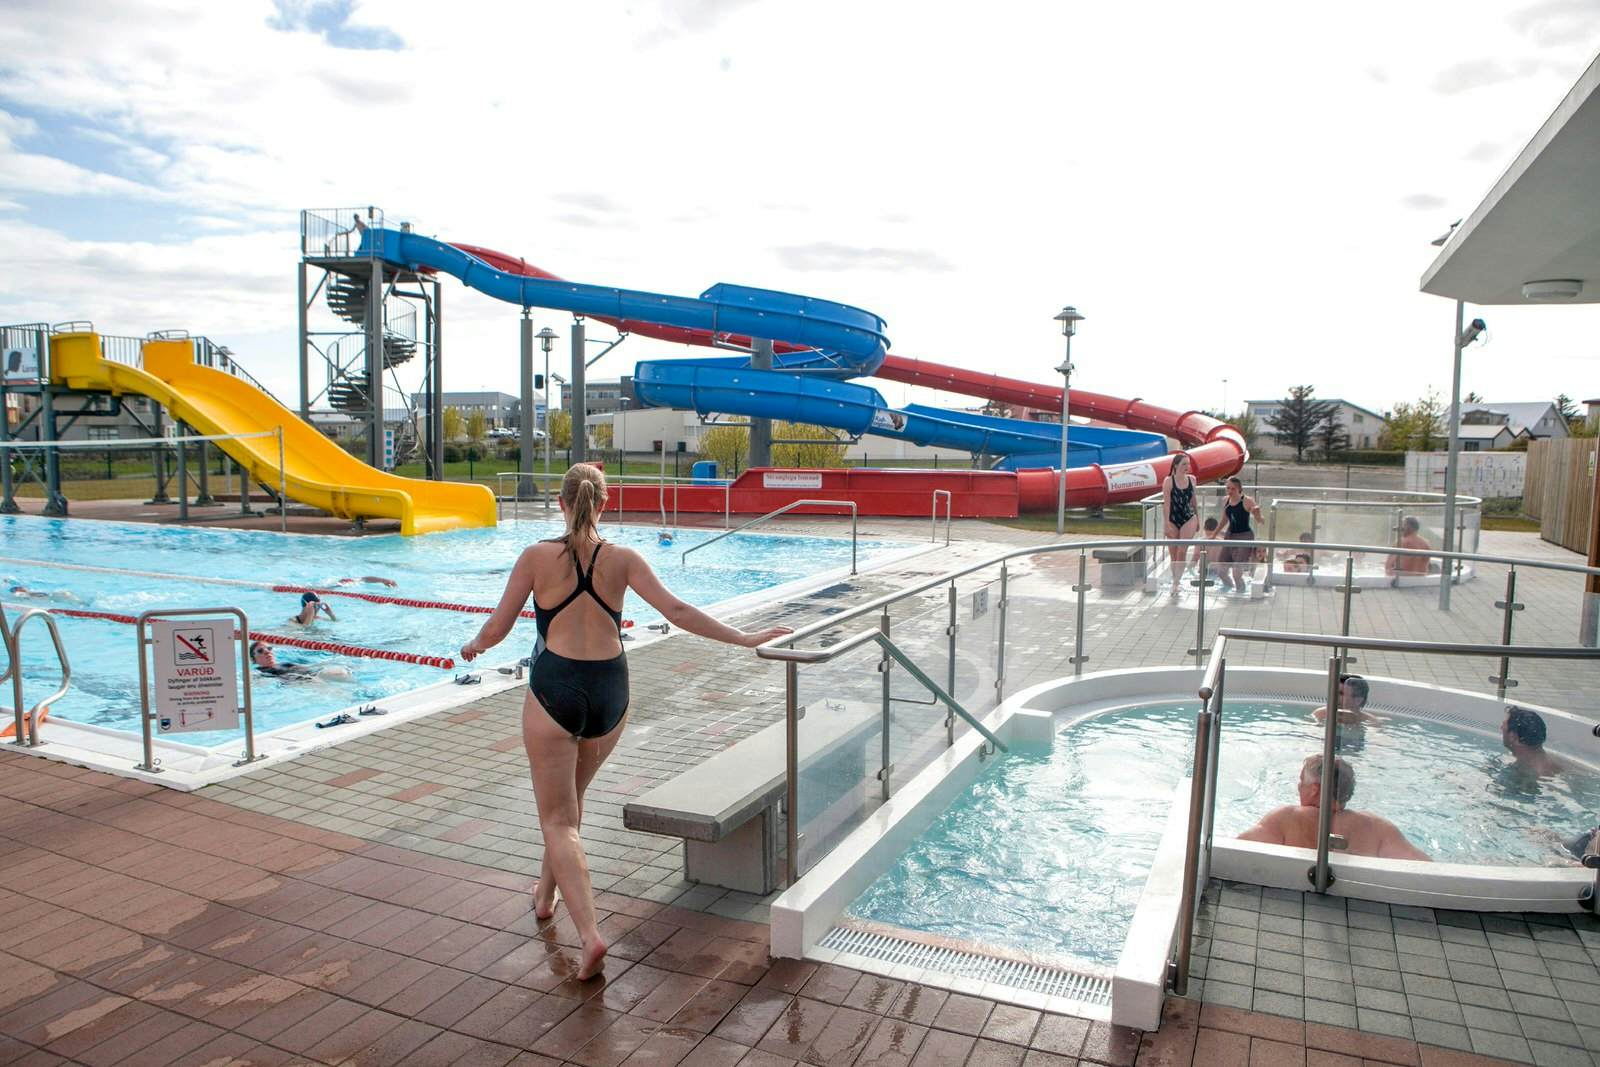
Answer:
1420 52 1600 305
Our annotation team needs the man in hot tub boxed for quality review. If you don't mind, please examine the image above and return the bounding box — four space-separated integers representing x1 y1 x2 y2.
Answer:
1237 754 1431 861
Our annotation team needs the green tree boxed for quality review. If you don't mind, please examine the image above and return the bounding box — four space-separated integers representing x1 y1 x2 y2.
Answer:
592 422 613 449
1379 390 1445 451
1264 386 1336 462
1556 393 1582 431
442 406 464 441
699 425 749 476
1317 411 1348 457
547 409 572 450
1463 390 1484 404
466 410 487 443
1224 410 1259 452
772 421 846 468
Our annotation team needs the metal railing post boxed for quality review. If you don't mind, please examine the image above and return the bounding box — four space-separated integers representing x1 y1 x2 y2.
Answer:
785 660 799 885
1071 551 1090 675
1492 567 1522 699
994 562 1008 701
1456 510 1467 583
1337 554 1360 672
1172 685 1216 995
277 427 287 534
931 489 952 544
1308 506 1319 574
682 500 857 573
1189 551 1211 664
1312 655 1341 893
944 584 957 745
880 608 894 797
1263 502 1278 591
1203 660 1224 853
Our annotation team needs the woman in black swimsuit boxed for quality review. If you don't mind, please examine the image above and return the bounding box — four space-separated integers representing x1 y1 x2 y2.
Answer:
1161 452 1199 597
1218 476 1263 594
460 463 791 981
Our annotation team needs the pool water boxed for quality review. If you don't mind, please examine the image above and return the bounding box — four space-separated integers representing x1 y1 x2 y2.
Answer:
1 515 902 746
845 700 1600 966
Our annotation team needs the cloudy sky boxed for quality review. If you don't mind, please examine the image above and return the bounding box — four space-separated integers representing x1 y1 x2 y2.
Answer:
0 0 1596 420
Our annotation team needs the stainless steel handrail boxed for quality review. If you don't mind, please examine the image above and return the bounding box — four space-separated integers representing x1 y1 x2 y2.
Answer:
931 490 952 545
7 608 72 748
1139 485 1486 505
756 536 1600 662
495 470 732 528
684 499 857 575
1263 497 1483 511
1215 628 1600 659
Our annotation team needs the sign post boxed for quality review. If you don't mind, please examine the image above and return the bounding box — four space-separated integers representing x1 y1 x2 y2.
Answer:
136 607 257 772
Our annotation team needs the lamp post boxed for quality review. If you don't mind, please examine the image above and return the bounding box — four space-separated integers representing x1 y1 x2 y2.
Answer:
618 396 630 474
1439 303 1485 611
1054 306 1085 535
537 327 557 488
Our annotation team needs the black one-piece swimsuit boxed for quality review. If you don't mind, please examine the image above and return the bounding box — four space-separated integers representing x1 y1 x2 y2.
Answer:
528 542 630 739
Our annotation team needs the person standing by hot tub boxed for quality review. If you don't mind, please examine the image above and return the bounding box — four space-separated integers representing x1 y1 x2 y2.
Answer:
1161 452 1199 598
1217 476 1263 594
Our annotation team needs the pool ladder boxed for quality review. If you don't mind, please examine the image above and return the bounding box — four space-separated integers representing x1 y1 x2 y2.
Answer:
1 601 73 748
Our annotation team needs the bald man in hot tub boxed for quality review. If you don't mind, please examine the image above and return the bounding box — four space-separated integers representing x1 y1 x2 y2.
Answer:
1237 754 1431 861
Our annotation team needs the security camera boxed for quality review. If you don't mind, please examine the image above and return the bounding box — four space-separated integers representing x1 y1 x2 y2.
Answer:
1459 318 1486 347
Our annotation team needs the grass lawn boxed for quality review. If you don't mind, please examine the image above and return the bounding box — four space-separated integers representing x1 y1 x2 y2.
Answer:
984 506 1145 537
1480 514 1540 532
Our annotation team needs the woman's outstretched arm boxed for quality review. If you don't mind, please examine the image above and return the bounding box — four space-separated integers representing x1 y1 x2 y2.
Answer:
460 547 538 660
623 547 791 647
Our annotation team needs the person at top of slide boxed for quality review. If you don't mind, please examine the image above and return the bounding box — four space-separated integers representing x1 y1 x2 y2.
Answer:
459 462 792 982
290 592 335 626
1161 452 1200 598
1217 476 1263 594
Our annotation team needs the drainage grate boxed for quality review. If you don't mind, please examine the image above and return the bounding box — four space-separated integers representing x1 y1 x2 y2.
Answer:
817 925 1113 1007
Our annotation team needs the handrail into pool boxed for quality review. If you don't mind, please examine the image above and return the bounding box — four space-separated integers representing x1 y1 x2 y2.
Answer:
682 499 857 575
756 536 1600 892
931 490 952 545
2 605 72 748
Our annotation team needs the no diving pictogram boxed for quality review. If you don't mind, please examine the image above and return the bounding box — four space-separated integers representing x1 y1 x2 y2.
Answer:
172 628 215 665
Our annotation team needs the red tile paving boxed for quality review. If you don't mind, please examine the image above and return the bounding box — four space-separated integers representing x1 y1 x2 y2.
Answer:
0 751 1527 1067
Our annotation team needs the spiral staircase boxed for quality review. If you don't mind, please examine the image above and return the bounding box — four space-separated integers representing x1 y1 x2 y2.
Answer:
324 276 416 415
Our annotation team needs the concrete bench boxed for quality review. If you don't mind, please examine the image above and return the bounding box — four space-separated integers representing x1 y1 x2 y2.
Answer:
623 702 877 895
1092 545 1146 591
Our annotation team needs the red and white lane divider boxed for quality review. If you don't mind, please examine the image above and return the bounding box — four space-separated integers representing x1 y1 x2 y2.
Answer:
0 556 634 628
5 604 455 669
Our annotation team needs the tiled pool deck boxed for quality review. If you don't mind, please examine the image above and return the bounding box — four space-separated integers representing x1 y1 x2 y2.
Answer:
3 517 1599 1066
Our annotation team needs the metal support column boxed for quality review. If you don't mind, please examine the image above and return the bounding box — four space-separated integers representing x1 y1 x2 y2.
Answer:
365 264 384 468
519 312 535 499
1337 555 1360 673
748 338 773 468
431 278 445 480
0 367 15 514
994 562 1009 701
175 424 189 521
1440 299 1465 611
785 660 800 886
297 261 310 420
147 402 171 503
570 317 587 465
39 384 66 516
944 584 957 745
1492 568 1523 698
194 440 214 506
1071 551 1091 675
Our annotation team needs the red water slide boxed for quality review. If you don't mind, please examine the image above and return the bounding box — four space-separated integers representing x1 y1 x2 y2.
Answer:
448 242 1247 511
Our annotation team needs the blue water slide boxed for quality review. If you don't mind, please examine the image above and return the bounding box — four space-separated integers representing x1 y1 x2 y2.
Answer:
363 228 890 372
365 227 1166 467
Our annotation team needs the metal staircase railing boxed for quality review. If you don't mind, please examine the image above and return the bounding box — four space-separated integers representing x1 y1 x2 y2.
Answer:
681 499 858 575
1 601 73 748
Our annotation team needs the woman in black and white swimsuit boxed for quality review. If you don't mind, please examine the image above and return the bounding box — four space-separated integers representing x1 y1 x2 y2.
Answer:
1161 452 1200 597
461 463 790 981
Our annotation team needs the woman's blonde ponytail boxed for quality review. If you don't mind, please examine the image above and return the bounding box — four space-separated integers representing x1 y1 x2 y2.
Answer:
560 463 608 568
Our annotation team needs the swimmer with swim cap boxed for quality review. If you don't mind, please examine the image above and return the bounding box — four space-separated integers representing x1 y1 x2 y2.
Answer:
291 592 336 626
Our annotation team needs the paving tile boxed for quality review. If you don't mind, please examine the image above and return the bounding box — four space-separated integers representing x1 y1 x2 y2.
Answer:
1467 1027 1534 1063
1029 1013 1090 1057
854 1018 927 1067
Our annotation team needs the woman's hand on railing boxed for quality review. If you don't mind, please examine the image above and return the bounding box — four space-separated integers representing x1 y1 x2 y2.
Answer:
740 626 793 648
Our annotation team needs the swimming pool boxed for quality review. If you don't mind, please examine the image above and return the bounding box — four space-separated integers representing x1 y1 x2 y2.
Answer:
843 699 1600 967
2 514 907 746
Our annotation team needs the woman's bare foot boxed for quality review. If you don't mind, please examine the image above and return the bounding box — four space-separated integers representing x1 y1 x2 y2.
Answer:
576 937 608 981
531 880 560 921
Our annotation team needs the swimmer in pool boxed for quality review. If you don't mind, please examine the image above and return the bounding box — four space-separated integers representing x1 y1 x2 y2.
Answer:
333 576 397 587
7 584 78 602
1236 754 1430 861
1501 706 1565 778
1312 675 1380 727
1281 533 1314 573
248 641 353 682
290 592 336 626
657 530 675 546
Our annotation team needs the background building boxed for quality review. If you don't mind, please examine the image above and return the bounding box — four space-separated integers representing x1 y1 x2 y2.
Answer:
1460 401 1569 441
1243 398 1386 459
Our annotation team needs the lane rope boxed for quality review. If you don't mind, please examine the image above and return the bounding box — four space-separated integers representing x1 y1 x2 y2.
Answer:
0 556 634 627
2 603 454 669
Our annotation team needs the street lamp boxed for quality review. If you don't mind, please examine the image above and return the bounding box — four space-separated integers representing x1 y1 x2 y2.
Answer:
1053 306 1085 535
537 326 557 485
1439 303 1487 611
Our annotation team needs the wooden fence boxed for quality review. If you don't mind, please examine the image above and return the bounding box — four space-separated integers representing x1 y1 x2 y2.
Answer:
1525 437 1597 554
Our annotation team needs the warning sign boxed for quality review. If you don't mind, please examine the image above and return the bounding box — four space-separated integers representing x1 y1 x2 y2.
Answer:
762 471 823 489
151 618 240 734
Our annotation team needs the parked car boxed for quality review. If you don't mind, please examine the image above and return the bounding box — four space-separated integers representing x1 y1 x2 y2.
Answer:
488 427 517 439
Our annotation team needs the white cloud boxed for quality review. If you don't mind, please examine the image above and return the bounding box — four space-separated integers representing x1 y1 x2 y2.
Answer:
0 1 1593 416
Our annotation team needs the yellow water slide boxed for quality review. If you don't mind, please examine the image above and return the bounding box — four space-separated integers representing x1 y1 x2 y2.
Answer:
49 332 496 535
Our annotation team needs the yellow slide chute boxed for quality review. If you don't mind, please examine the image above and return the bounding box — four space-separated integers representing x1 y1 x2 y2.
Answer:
50 332 495 535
